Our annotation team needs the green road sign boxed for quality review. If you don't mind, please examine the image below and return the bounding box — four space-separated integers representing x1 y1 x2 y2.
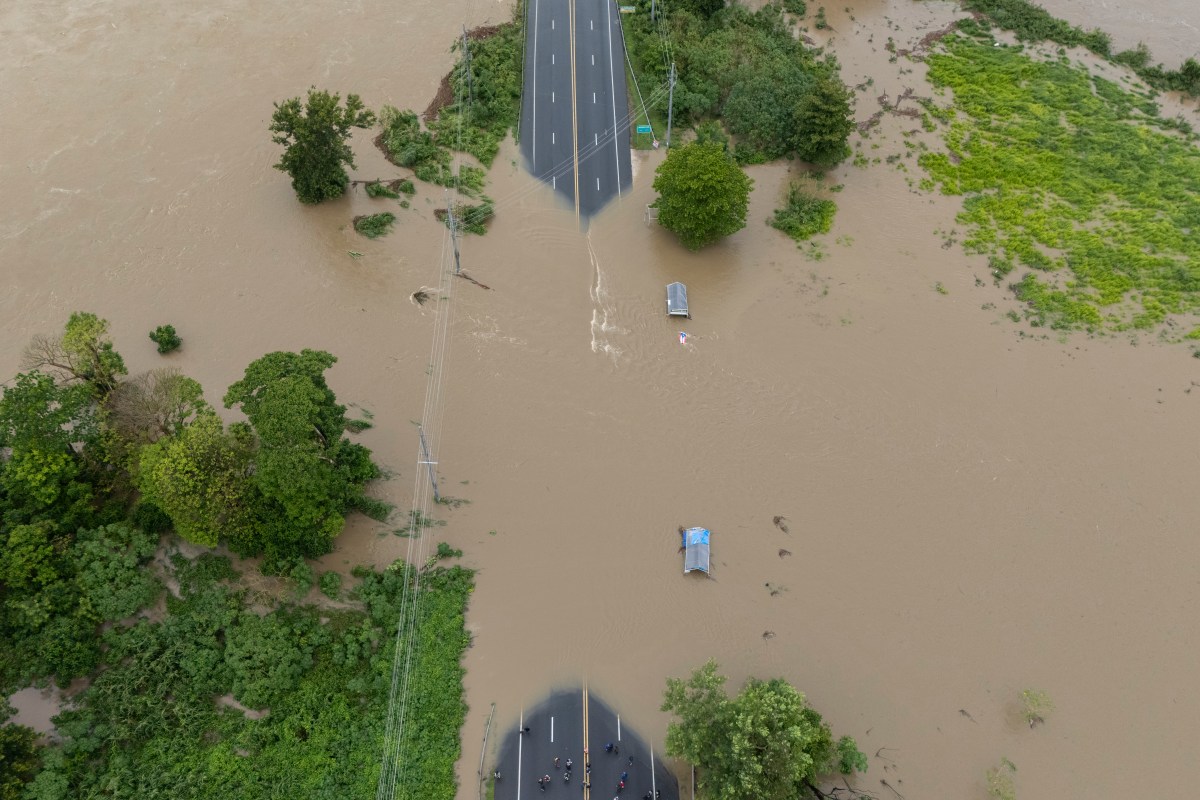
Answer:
636 125 652 133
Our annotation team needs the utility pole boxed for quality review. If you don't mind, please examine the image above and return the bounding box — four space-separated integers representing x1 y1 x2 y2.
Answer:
418 426 441 503
666 61 676 150
447 203 462 275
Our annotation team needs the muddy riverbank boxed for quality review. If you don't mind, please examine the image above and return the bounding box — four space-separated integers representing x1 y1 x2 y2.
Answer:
3 1 1199 798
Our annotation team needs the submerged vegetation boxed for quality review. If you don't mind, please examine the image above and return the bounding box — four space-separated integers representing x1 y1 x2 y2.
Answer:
621 0 854 165
963 0 1200 97
919 36 1200 332
375 2 523 234
0 313 474 797
354 212 397 239
661 660 867 800
769 183 837 243
148 324 182 354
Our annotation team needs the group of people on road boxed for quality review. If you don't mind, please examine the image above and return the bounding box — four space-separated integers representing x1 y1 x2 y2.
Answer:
502 732 663 797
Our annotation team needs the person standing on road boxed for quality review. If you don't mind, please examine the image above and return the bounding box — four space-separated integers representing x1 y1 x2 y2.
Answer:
605 742 614 753
566 757 573 771
554 757 560 769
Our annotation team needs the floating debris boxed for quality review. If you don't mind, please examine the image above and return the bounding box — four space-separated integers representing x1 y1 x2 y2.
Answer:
778 548 792 558
410 286 439 306
762 630 776 640
773 515 790 534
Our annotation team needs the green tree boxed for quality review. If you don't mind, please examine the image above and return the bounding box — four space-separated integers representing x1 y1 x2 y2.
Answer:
72 524 162 622
661 660 867 800
105 367 207 445
224 350 378 558
270 88 376 204
675 0 726 19
20 312 127 396
136 410 257 549
653 142 753 250
0 700 40 800
790 76 855 167
0 372 98 528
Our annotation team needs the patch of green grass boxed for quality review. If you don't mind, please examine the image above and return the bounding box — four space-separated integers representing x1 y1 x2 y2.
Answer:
985 757 1017 800
353 212 396 239
768 183 837 243
965 0 1200 96
920 36 1200 332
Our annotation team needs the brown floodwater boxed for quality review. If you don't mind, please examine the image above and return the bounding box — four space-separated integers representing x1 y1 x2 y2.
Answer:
3 1 1200 798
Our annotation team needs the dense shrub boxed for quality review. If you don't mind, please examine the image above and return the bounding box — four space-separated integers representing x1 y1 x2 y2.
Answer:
365 180 400 199
148 324 182 354
769 185 837 242
353 212 396 239
622 1 851 164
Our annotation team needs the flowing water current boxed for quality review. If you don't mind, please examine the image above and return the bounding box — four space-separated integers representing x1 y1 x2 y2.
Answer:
3 0 1199 797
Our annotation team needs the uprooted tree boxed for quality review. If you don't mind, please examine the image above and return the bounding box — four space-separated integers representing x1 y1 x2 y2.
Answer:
662 660 868 800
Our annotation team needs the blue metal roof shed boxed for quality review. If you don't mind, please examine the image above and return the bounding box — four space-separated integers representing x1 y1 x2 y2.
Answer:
666 282 689 317
682 527 710 574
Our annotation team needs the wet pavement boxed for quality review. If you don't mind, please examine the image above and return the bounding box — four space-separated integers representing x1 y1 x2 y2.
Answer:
492 688 678 800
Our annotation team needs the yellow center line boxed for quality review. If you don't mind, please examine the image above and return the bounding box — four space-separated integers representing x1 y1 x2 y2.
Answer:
569 0 580 220
582 681 590 800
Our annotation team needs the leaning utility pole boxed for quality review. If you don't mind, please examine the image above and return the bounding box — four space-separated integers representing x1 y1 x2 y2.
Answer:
449 208 462 275
666 61 676 150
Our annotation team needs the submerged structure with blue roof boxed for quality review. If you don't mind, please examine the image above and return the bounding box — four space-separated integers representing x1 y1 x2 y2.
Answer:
682 527 710 574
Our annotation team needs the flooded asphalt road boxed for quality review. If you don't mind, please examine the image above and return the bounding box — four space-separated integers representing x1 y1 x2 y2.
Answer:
520 0 633 216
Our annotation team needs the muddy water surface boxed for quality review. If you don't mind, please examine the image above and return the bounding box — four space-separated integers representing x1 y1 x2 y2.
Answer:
3 1 1200 799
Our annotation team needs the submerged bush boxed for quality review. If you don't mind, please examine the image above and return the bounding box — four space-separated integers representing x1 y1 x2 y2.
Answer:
354 212 396 239
365 181 400 199
148 324 182 354
768 184 836 243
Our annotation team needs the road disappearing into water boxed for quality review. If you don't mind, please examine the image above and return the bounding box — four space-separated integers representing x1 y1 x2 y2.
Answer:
520 0 634 218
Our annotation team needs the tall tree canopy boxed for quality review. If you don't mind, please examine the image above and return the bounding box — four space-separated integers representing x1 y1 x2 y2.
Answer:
224 350 378 559
790 75 855 167
0 372 99 530
270 88 376 204
136 410 257 549
662 660 867 800
21 312 127 397
653 142 753 250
